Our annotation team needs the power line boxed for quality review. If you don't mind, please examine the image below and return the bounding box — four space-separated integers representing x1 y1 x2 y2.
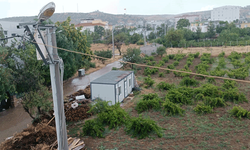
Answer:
31 41 250 84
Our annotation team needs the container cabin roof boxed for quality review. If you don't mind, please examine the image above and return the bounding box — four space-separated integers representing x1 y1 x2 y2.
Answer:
91 70 133 84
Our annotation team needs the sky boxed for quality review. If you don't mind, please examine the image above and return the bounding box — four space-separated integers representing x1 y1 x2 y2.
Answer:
0 0 249 19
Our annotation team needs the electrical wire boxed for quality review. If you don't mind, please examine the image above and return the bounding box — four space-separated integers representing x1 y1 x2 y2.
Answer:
0 35 23 41
30 41 250 84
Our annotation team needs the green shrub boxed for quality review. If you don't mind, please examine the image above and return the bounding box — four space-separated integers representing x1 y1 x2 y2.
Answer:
194 83 222 98
144 56 154 61
90 62 96 68
186 61 193 67
88 99 111 115
207 77 216 84
200 53 214 64
156 46 166 57
173 61 179 66
125 115 164 139
230 106 250 119
204 97 226 108
179 77 199 87
218 57 226 68
157 82 175 91
98 103 130 129
222 88 248 103
159 72 164 77
166 64 175 73
144 67 158 76
227 67 249 80
232 60 245 69
245 56 250 64
157 61 165 67
173 54 186 61
195 62 210 71
222 80 237 89
143 93 159 100
210 68 227 77
82 119 105 138
228 52 242 61
112 67 118 70
135 98 161 113
169 54 175 59
174 68 191 77
166 87 194 105
136 39 144 45
151 52 157 56
94 49 112 64
163 99 185 116
194 102 213 114
162 56 169 63
218 52 225 58
144 75 155 88
194 52 200 58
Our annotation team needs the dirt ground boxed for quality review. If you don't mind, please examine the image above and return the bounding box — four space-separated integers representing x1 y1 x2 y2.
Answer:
66 52 250 150
90 43 250 57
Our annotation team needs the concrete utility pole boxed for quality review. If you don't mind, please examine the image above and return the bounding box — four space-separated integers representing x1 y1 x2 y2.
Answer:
48 26 68 150
112 27 115 59
144 21 147 46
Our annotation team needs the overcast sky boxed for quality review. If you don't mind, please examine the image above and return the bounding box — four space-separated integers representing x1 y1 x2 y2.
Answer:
0 0 249 19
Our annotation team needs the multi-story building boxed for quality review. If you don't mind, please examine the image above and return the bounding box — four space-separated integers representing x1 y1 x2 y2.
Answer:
211 6 240 22
75 19 112 32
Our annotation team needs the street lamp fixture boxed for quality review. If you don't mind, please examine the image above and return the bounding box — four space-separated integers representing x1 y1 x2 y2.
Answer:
37 2 55 23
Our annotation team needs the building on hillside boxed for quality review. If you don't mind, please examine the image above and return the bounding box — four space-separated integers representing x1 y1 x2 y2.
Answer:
75 19 112 32
211 6 240 22
190 23 208 33
90 70 135 105
175 15 201 29
0 21 24 46
241 22 250 28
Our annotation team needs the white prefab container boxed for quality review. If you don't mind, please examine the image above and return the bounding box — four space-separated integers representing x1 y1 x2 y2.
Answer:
90 70 134 105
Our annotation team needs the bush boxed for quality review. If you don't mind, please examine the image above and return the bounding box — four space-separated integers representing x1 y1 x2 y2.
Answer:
166 87 194 105
136 39 144 45
156 46 166 57
156 61 165 67
88 99 111 115
194 102 213 114
135 97 161 113
157 82 175 91
218 57 226 68
232 60 245 69
173 54 186 61
222 80 237 89
174 68 191 77
210 68 227 77
159 72 164 77
186 61 193 67
90 62 96 68
94 49 112 64
163 99 185 116
194 52 200 58
142 93 159 100
162 56 169 63
169 54 175 59
112 67 118 70
144 56 154 61
179 77 199 87
82 119 105 138
125 115 164 139
173 61 179 66
227 67 249 80
218 52 225 58
166 64 175 73
98 103 130 129
222 88 248 103
207 77 216 84
228 52 242 61
230 106 250 119
204 97 226 108
194 83 222 98
144 75 155 88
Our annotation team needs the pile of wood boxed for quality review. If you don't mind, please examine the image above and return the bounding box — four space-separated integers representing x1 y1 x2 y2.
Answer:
0 124 85 150
67 85 91 101
64 100 92 122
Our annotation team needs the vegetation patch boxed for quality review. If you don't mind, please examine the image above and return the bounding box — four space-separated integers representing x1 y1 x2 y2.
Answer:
163 99 185 116
230 106 250 119
194 102 213 114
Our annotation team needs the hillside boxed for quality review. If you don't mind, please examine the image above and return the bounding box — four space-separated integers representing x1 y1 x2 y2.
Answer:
0 10 212 25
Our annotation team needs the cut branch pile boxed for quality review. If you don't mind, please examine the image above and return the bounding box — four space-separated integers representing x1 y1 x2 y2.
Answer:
67 85 91 100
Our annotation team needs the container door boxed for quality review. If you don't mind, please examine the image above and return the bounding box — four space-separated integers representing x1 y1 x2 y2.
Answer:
124 80 127 97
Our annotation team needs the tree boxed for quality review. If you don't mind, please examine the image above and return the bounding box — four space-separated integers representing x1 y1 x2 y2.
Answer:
218 30 239 46
0 47 15 104
157 24 167 37
56 17 92 80
194 26 202 40
148 32 156 41
123 48 143 68
156 46 166 57
181 28 194 41
114 32 128 55
130 33 141 44
165 29 184 47
207 23 216 38
0 24 7 47
177 19 190 29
